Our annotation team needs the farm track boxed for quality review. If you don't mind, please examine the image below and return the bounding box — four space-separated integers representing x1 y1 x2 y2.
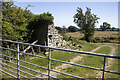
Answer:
85 43 118 78
95 46 116 78
39 46 102 78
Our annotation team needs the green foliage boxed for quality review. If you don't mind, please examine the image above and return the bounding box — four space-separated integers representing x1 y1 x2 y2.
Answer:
27 12 54 42
2 2 35 61
100 22 111 31
55 26 62 33
2 2 34 42
68 25 78 32
74 7 99 42
27 12 54 30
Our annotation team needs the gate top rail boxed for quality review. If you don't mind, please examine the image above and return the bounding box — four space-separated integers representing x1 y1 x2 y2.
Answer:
0 39 120 59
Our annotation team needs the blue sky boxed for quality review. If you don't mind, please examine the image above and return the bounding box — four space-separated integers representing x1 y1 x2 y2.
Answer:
14 2 118 28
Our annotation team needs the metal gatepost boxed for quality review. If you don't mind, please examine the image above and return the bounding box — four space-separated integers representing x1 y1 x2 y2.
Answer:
48 48 51 80
17 43 20 80
102 56 106 80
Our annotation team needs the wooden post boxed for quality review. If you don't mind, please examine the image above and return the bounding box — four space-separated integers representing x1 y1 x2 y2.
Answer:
23 40 38 53
31 47 35 54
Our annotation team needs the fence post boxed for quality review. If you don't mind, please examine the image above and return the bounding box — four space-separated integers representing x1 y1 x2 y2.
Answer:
17 43 20 80
102 56 106 80
48 48 51 80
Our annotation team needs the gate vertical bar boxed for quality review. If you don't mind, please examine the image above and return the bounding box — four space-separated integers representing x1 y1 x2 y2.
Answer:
102 56 106 80
0 40 2 80
17 43 20 79
48 48 51 80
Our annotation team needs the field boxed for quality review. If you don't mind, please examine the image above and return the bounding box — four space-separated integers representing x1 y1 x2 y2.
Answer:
66 31 118 38
2 31 120 79
66 31 119 43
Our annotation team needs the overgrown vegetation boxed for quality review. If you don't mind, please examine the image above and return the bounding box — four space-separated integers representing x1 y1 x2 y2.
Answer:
2 2 34 42
26 12 54 43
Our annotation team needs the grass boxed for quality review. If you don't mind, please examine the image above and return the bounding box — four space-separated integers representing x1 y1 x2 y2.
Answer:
51 50 79 69
80 42 98 51
1 31 119 79
2 42 98 78
58 46 112 78
1 51 81 78
65 32 83 39
66 31 118 39
94 31 118 38
66 31 119 43
104 46 120 78
95 46 111 54
68 40 98 51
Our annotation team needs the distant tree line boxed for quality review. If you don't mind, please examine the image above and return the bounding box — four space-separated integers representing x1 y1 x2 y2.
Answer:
55 22 118 34
55 25 79 33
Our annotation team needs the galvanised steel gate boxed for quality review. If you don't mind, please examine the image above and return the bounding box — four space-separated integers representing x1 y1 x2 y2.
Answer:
0 39 120 80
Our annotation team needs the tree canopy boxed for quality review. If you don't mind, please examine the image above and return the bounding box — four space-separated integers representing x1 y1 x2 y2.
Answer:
68 26 78 32
2 2 34 42
27 12 54 31
100 22 111 31
55 26 62 33
74 7 99 42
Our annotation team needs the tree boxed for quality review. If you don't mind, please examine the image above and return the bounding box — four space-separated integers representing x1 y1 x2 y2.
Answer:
111 27 116 31
74 7 99 42
2 2 34 42
55 26 62 33
2 2 34 58
62 25 67 33
68 25 78 32
100 22 111 31
2 2 27 42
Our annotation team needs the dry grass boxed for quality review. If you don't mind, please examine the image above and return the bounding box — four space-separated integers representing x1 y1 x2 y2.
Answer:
94 31 118 37
66 31 118 38
65 32 83 39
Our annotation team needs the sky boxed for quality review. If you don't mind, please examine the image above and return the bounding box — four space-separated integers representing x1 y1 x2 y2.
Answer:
14 1 118 28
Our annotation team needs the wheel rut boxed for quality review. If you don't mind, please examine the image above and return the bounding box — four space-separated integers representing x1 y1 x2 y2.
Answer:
38 46 102 78
95 46 116 78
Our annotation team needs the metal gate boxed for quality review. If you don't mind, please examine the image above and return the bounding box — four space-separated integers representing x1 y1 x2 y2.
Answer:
0 39 120 80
